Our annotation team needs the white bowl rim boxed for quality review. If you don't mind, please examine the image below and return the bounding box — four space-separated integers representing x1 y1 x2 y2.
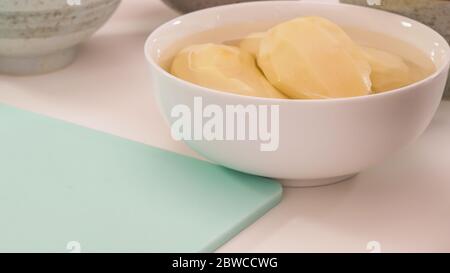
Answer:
144 0 450 104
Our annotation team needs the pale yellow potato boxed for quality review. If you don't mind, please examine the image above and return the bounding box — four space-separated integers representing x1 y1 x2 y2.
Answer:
258 16 372 99
171 43 286 98
362 47 411 93
239 32 265 57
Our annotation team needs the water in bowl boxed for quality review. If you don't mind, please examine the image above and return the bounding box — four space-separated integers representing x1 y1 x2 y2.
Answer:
157 22 436 94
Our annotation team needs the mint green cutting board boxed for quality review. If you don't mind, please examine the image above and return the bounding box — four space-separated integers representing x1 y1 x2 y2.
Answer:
0 104 282 253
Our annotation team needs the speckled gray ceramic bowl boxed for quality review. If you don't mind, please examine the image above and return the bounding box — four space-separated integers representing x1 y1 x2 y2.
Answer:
341 0 450 97
161 0 275 13
0 0 121 75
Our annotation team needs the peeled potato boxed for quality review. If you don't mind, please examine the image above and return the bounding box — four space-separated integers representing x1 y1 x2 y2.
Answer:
362 47 411 93
257 16 372 99
239 32 265 57
171 43 286 98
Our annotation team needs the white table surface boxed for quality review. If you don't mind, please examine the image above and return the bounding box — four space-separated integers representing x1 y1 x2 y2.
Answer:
1 0 450 253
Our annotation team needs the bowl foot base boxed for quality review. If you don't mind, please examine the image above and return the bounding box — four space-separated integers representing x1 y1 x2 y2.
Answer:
0 47 78 76
280 173 358 188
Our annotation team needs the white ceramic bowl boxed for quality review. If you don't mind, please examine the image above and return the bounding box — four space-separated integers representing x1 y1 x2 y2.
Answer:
145 1 450 187
0 0 121 75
